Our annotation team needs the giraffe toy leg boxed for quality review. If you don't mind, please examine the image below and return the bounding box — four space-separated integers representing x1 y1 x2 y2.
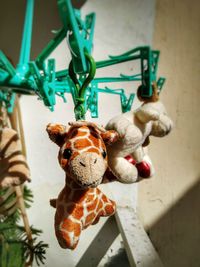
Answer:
93 192 116 224
101 194 116 216
55 214 82 250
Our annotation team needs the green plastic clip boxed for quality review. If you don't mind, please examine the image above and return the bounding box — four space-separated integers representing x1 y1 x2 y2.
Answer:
58 0 96 74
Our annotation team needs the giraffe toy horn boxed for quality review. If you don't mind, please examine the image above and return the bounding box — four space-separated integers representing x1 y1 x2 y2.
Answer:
68 120 106 132
68 121 119 145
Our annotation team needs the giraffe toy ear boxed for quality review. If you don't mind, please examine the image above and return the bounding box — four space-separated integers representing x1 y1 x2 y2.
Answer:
46 123 68 146
100 130 119 145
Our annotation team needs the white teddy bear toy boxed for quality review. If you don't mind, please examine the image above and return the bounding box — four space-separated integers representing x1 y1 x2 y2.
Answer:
105 87 173 183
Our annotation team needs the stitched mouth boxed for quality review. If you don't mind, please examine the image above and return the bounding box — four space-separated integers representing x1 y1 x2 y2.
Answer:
77 178 102 188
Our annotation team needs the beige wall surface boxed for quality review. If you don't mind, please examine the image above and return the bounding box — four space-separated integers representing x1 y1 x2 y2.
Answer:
138 1 200 267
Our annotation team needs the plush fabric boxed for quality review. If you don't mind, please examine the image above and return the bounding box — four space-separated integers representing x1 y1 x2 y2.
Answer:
106 100 173 183
47 121 119 249
0 128 31 188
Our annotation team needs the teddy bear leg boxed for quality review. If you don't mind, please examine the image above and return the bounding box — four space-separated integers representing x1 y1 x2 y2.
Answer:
108 156 138 183
130 147 155 179
136 154 155 179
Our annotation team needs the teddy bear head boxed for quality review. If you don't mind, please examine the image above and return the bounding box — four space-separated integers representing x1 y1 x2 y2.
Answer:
135 101 173 137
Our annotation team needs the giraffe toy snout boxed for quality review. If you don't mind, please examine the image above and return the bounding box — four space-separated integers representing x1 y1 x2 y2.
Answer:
69 152 107 188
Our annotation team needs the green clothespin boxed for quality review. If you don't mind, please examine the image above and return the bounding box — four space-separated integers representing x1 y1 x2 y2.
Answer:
95 46 162 98
157 77 166 93
58 0 96 74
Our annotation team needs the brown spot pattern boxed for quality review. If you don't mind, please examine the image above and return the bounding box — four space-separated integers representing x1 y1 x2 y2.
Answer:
77 129 88 136
61 218 74 232
102 194 108 203
60 231 71 247
64 142 72 149
85 194 95 203
92 216 100 225
85 212 96 225
60 158 68 168
66 204 75 214
72 206 84 220
74 138 91 150
87 197 98 211
88 134 100 148
74 223 81 237
104 204 115 215
89 127 99 138
68 128 78 139
70 151 79 160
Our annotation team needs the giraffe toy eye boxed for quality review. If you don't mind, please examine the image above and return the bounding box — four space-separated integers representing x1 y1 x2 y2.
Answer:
102 150 107 159
63 148 72 159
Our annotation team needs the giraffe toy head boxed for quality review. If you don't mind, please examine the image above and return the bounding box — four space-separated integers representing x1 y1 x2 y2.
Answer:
46 121 118 188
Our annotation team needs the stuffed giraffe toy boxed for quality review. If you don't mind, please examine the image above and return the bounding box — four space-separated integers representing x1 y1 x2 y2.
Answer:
46 121 119 250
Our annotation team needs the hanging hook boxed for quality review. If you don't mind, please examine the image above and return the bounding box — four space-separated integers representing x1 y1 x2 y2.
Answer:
68 52 96 120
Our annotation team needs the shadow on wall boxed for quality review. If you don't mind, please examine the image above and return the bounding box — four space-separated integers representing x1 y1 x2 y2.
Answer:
148 178 200 267
0 0 86 66
104 248 130 267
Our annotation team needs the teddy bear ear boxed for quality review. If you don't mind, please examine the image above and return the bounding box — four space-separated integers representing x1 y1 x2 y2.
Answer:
135 104 160 124
100 130 119 145
46 124 68 146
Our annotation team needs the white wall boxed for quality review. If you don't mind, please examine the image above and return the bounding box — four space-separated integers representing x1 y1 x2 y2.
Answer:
19 1 155 266
138 1 200 266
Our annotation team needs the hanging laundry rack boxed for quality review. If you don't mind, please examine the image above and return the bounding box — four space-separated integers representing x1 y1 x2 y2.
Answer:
0 0 165 120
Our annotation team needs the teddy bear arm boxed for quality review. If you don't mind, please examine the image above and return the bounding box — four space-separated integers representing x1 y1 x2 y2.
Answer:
106 116 132 137
108 156 138 183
